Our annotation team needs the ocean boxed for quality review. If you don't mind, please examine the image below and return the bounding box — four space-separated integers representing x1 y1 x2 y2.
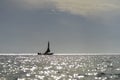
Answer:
0 55 120 80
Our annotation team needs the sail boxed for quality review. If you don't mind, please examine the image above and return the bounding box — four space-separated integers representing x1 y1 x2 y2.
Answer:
44 41 50 54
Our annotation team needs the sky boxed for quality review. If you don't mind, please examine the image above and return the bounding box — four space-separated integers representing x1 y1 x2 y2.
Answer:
0 0 120 53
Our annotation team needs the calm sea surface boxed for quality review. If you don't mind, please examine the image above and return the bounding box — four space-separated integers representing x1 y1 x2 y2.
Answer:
0 55 120 80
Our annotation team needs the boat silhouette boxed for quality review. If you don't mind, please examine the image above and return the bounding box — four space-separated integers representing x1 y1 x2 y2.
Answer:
38 41 54 55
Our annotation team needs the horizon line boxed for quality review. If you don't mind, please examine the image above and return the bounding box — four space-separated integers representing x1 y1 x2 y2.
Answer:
0 53 120 55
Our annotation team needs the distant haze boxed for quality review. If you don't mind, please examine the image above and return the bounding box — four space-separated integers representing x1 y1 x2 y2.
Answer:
0 0 120 53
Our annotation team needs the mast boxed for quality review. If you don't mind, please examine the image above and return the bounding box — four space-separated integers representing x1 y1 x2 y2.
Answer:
47 41 50 52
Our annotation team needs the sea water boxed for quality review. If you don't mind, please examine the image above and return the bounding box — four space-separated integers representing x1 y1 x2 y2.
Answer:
0 55 120 80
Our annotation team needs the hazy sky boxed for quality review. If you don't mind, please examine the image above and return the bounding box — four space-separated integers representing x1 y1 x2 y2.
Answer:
0 0 120 53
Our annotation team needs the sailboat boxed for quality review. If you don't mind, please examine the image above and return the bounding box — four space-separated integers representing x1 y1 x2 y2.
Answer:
38 41 54 55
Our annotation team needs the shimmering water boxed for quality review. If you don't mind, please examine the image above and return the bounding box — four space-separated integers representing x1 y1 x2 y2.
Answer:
0 55 120 80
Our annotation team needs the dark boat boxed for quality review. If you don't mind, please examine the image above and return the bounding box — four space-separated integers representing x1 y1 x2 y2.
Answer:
38 41 54 55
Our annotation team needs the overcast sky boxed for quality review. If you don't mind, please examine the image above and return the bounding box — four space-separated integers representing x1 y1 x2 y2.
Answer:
0 0 120 53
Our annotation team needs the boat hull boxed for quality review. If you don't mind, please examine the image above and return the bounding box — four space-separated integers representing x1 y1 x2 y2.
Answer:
37 53 54 55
